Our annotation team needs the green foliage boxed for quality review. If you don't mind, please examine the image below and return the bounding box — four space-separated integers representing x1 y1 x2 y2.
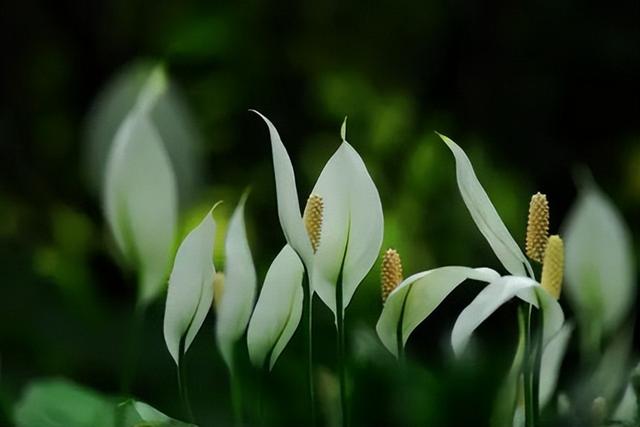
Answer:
15 379 116 427
14 379 195 427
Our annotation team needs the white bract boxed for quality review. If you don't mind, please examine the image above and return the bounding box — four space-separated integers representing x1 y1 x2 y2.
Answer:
247 244 305 370
562 183 635 344
253 111 383 319
376 266 500 357
163 207 218 365
440 133 564 356
492 321 573 427
377 134 563 358
104 68 178 303
215 195 257 370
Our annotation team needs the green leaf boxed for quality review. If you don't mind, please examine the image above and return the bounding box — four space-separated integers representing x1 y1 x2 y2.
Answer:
163 207 217 365
247 245 304 370
14 379 115 427
104 90 178 303
310 127 384 318
562 184 636 338
14 379 196 427
376 266 500 357
439 133 532 277
119 400 197 427
216 194 257 370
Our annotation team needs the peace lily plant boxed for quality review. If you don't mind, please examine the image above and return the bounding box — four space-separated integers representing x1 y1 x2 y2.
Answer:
163 194 261 423
376 133 565 427
252 112 383 427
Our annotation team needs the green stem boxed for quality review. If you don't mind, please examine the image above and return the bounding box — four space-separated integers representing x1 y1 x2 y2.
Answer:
522 304 534 427
258 364 268 427
532 308 544 426
336 277 349 427
396 322 405 362
121 301 146 395
177 338 195 423
231 367 243 427
302 272 316 426
396 295 408 363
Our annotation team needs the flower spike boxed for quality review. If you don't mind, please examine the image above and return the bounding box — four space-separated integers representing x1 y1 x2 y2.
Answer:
212 272 225 312
541 235 564 299
526 192 550 263
303 194 324 254
381 249 403 302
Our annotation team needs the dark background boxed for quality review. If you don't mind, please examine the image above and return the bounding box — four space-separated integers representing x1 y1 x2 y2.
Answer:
1 1 639 426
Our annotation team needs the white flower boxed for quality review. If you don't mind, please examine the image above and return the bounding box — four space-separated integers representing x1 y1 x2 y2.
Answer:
163 206 218 366
562 182 635 348
252 112 383 319
215 194 257 371
104 67 178 303
247 244 304 370
377 134 564 358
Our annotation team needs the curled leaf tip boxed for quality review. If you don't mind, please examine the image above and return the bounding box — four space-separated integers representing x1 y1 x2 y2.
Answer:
526 192 550 263
340 116 348 140
136 66 168 113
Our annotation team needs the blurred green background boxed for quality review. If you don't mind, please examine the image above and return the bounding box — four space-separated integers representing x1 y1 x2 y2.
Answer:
1 1 639 426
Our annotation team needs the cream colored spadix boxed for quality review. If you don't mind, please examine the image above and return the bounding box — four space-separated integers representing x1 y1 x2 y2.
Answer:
104 67 177 303
247 244 304 370
254 112 383 318
163 206 218 365
216 194 257 370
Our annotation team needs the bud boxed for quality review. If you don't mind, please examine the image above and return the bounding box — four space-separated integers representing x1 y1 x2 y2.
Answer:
557 393 571 417
541 235 564 299
590 396 607 425
303 194 324 253
212 272 225 312
526 192 550 263
381 249 403 302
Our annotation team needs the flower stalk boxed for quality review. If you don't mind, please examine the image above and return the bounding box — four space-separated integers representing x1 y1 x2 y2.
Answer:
303 194 324 426
523 191 564 427
177 336 195 423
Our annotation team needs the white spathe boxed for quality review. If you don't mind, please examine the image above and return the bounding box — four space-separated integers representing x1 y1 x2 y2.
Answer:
216 195 257 370
163 208 217 365
376 266 500 357
439 133 532 278
104 69 177 303
247 244 304 370
451 276 564 357
563 184 635 336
